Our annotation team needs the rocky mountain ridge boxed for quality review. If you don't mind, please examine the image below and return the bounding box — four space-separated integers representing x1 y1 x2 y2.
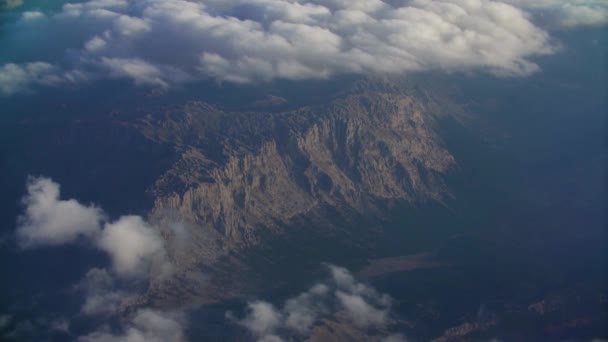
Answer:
114 80 462 306
141 88 456 249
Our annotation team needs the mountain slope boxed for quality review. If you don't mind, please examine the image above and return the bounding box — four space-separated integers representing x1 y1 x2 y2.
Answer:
143 89 455 249
119 82 461 306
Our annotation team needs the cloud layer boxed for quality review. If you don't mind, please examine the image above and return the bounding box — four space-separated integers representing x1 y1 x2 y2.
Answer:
0 0 572 95
232 264 398 341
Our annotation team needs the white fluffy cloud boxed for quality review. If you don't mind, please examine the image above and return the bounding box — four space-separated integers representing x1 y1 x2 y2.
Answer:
503 0 608 27
14 176 181 333
232 265 395 341
98 215 172 277
0 0 569 95
16 177 172 279
239 301 283 337
13 177 187 341
79 309 186 342
16 177 104 247
0 62 86 96
99 58 179 89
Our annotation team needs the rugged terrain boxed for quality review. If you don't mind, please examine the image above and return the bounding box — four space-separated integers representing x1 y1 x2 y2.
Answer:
1 73 605 340
145 88 455 245
115 80 461 306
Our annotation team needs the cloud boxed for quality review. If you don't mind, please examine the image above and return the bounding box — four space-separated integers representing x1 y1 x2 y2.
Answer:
239 302 283 337
0 0 22 10
0 314 72 341
283 284 330 333
335 291 389 328
503 0 608 27
77 268 128 316
16 177 105 248
97 215 172 278
0 62 66 95
0 0 562 95
78 309 186 342
100 57 165 87
237 284 332 337
328 264 391 328
231 265 396 341
0 314 11 331
12 178 404 341
15 177 173 279
12 176 188 341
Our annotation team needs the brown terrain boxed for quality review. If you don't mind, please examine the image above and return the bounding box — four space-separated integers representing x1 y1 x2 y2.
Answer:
3 76 605 340
107 80 462 307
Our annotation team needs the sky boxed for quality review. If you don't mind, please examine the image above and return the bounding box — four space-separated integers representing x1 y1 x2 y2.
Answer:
0 0 606 96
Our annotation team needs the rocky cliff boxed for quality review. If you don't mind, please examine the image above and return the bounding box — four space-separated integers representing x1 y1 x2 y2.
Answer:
141 86 455 249
119 80 461 306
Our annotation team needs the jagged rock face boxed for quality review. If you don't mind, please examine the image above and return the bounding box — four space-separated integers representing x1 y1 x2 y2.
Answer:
142 90 455 248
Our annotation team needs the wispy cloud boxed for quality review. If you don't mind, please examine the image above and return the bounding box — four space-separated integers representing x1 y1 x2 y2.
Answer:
76 268 129 317
79 309 187 342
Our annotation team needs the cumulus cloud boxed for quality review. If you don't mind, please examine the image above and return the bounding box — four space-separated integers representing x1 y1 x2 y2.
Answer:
336 291 389 328
100 58 168 88
11 177 188 341
231 265 396 341
16 177 104 248
98 215 172 277
79 309 186 342
239 301 283 337
0 0 564 95
15 177 172 279
283 283 330 333
0 62 83 96
503 0 608 28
